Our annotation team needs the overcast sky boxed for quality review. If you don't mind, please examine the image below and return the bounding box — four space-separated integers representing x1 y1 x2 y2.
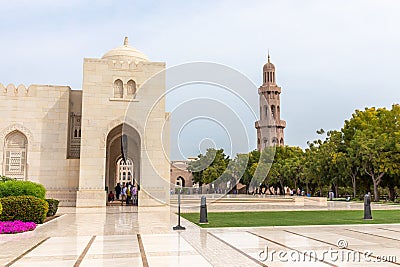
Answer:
1 1 399 159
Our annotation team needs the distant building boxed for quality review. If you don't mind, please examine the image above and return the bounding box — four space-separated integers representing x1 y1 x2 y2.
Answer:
255 54 286 150
170 160 195 189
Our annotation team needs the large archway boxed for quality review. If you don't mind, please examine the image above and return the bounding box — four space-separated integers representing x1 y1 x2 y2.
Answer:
105 124 141 196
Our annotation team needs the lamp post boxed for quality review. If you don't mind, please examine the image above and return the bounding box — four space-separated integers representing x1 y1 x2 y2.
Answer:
173 185 186 230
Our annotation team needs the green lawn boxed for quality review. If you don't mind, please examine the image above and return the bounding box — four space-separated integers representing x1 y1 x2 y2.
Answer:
181 210 400 228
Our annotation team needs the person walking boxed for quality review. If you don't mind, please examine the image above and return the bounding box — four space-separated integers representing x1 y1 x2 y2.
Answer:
126 184 132 205
121 183 127 205
132 184 138 206
115 183 121 200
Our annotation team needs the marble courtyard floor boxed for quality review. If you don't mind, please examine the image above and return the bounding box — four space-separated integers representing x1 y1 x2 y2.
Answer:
0 202 399 267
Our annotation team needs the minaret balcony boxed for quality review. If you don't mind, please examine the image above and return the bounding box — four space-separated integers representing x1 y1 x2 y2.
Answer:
258 85 281 94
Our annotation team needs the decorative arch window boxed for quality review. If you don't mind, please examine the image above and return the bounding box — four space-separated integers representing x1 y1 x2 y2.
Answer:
127 80 137 96
114 79 123 98
3 131 27 180
116 157 133 184
265 105 268 118
263 138 268 149
280 138 284 145
272 137 278 144
68 113 81 158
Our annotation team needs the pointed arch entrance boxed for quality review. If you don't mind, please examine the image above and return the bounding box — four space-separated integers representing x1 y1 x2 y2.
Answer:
105 124 141 195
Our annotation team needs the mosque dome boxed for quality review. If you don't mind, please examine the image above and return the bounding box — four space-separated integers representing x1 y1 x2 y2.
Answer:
102 37 149 62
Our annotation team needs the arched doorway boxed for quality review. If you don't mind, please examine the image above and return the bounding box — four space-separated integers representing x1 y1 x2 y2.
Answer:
105 124 140 195
176 176 185 187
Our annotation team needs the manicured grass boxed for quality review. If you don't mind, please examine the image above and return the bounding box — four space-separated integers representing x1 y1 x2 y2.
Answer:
181 210 400 228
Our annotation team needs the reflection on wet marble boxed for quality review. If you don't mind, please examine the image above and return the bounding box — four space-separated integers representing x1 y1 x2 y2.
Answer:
0 206 399 266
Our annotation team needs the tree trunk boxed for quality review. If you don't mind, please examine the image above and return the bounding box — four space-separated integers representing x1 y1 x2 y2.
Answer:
388 185 395 202
372 178 380 202
334 185 339 198
351 174 357 198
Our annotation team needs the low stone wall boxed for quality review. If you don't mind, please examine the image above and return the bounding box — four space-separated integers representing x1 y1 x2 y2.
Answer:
46 190 77 207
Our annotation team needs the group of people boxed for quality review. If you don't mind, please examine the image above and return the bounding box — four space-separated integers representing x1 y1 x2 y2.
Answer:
108 182 138 206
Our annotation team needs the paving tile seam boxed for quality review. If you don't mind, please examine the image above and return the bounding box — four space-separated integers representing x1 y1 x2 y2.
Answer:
12 255 78 261
247 231 337 267
283 229 400 266
378 227 400 234
137 234 149 267
207 232 269 267
344 228 400 242
4 237 50 267
73 235 96 267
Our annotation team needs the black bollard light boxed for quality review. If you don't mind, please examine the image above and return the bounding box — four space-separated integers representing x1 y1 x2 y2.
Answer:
199 196 208 224
363 192 372 220
173 187 186 230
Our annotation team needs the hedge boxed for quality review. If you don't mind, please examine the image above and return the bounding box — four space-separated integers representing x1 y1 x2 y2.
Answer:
0 180 46 199
0 201 2 215
45 199 59 217
0 175 15 182
0 196 48 224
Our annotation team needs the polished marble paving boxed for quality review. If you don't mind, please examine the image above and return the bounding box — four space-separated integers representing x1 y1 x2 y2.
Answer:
0 205 399 267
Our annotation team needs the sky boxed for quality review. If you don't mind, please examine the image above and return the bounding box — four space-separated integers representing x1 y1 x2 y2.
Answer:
1 0 400 160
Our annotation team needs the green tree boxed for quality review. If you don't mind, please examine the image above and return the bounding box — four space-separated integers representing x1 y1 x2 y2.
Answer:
187 148 230 186
343 106 400 201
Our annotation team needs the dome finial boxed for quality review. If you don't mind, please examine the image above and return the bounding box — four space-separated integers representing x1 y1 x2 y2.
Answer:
268 49 270 63
124 36 129 46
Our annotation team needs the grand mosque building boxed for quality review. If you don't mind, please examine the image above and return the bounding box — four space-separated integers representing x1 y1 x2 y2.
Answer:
0 38 285 207
0 38 170 207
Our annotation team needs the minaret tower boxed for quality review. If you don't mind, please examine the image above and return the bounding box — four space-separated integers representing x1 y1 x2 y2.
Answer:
255 53 286 150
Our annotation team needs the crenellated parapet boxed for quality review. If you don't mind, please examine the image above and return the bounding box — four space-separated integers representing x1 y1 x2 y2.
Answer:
0 83 72 98
0 83 31 96
109 59 148 70
85 58 165 71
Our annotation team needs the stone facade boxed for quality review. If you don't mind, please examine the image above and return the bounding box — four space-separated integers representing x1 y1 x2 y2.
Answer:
255 54 286 150
0 37 170 207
